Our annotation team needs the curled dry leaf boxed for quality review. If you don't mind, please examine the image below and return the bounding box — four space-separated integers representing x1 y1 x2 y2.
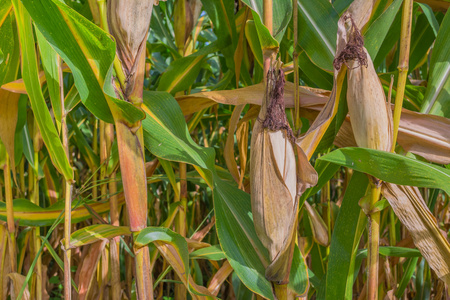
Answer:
224 105 246 184
335 108 450 165
75 240 108 300
250 67 317 284
304 201 329 247
176 82 330 116
382 183 450 284
7 273 30 300
207 260 233 296
0 89 20 180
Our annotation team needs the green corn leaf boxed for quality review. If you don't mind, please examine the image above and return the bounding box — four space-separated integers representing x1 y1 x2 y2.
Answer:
318 147 450 194
68 224 131 248
420 9 450 118
325 172 368 300
21 0 145 124
0 198 125 227
11 0 73 181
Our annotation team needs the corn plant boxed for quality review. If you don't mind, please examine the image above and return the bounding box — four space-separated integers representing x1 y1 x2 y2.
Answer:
0 0 449 299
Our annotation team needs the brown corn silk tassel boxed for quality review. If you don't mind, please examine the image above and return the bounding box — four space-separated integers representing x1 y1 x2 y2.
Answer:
250 65 317 284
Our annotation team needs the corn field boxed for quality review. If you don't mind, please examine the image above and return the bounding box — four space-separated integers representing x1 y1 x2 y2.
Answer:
0 0 449 299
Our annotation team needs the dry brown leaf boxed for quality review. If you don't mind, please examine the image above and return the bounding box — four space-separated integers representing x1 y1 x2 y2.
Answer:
7 273 30 300
382 183 450 284
75 240 108 300
224 105 245 184
176 82 330 116
296 70 346 159
396 109 450 164
190 216 215 242
304 202 329 247
334 107 450 165
236 120 249 189
153 241 213 299
207 260 233 296
0 89 20 180
185 238 210 250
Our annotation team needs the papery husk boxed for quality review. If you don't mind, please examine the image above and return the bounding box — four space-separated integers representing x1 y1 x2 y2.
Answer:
304 201 329 247
250 68 317 283
346 47 393 152
381 183 450 284
251 111 297 283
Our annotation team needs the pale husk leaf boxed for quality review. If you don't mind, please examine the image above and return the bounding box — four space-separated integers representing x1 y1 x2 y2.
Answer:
381 183 450 284
346 47 393 152
304 201 329 247
7 273 30 300
250 120 296 266
224 104 245 184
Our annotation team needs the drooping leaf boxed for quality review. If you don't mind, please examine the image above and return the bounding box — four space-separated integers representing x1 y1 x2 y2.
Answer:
318 147 450 194
11 0 73 181
21 0 145 124
295 0 338 71
0 197 125 227
68 224 131 248
135 227 214 299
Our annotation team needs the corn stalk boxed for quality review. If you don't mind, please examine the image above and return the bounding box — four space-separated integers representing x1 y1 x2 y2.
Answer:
106 1 155 298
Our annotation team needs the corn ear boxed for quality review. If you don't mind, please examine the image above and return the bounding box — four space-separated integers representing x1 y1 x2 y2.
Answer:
335 14 393 152
250 67 317 283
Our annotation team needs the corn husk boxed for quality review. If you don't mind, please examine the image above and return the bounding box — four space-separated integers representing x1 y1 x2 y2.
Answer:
346 47 393 152
304 202 329 247
250 67 317 283
336 13 393 152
